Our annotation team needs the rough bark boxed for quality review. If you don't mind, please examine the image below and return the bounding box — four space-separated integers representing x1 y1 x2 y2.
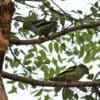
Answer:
0 0 15 100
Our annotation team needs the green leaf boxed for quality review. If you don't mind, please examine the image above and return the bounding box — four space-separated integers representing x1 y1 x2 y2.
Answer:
18 82 25 90
82 32 92 42
37 56 43 63
20 50 26 55
5 56 12 62
34 60 42 68
66 51 73 56
49 68 55 78
60 43 66 51
35 89 43 96
79 46 84 58
58 54 62 63
62 88 73 100
78 87 87 92
73 46 79 55
84 51 92 63
13 60 20 68
26 66 33 72
14 21 19 28
24 53 34 60
77 10 82 14
84 95 94 100
44 58 50 64
14 48 19 56
40 44 48 51
39 50 46 58
52 57 57 66
7 80 15 84
8 86 17 94
44 95 50 100
94 2 98 8
41 65 49 80
89 65 93 70
54 87 62 94
91 7 97 13
29 46 37 53
76 30 82 44
67 57 74 62
24 60 32 65
74 93 78 99
54 42 59 53
48 42 53 53
59 16 65 28
88 29 95 35
43 89 52 92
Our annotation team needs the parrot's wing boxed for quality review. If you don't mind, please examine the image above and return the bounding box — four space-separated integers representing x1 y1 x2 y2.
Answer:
56 66 76 76
32 20 46 27
35 21 56 28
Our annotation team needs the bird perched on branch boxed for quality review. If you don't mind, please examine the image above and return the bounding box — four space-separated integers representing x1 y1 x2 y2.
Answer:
50 64 89 82
22 19 57 37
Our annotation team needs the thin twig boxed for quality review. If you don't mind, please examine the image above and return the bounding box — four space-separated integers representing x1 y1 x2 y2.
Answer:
9 47 25 68
43 1 78 21
93 71 100 81
9 47 33 74
51 0 67 15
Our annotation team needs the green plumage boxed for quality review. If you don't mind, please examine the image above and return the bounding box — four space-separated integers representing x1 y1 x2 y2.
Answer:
23 19 57 36
50 64 89 82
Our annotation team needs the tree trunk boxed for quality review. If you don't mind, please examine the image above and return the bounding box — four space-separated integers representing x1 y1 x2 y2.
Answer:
0 0 15 100
0 76 8 100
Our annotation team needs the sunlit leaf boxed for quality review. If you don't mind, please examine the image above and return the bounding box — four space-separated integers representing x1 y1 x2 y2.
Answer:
48 42 53 53
8 86 17 94
39 50 47 58
54 42 59 53
18 82 25 90
35 89 43 96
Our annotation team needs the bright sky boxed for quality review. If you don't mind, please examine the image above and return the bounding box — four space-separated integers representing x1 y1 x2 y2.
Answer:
4 0 97 100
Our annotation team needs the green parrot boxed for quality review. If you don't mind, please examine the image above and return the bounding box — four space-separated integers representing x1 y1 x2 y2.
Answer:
22 19 57 37
50 64 89 82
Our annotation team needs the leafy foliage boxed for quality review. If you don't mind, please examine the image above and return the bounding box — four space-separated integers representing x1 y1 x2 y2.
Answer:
5 0 100 100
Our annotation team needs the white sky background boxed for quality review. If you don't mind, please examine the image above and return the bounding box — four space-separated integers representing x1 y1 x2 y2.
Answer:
4 0 98 100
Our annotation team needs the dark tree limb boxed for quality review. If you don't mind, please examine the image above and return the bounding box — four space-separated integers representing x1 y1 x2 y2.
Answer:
2 71 100 88
10 21 100 45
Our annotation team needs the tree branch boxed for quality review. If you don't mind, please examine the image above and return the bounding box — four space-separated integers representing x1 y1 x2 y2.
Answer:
2 71 100 87
15 0 42 2
10 21 100 45
43 0 78 21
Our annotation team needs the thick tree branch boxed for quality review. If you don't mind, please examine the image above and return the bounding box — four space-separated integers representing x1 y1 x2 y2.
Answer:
2 71 100 87
10 21 100 45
